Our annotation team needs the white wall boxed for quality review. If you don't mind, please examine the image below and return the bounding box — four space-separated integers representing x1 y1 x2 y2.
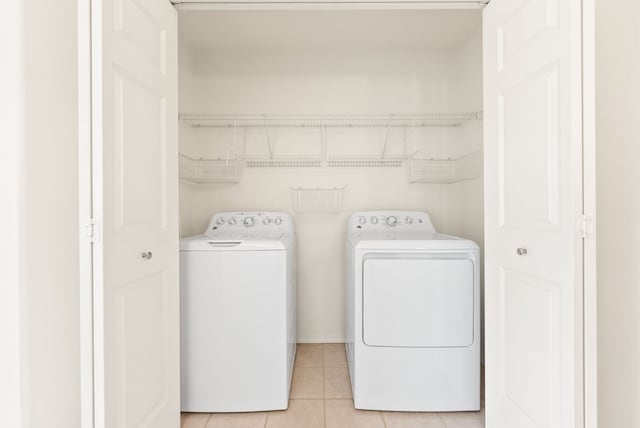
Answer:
596 0 640 426
179 41 197 238
179 39 483 342
19 1 80 427
0 2 25 427
446 28 484 245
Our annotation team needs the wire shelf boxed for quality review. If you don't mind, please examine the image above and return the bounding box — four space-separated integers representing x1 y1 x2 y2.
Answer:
179 112 482 128
291 186 345 214
407 158 453 184
179 154 240 184
327 156 403 168
452 151 483 182
407 150 483 184
245 156 323 168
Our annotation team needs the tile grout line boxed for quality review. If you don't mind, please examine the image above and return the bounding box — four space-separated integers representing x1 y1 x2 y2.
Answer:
204 413 212 428
436 412 448 428
380 408 388 428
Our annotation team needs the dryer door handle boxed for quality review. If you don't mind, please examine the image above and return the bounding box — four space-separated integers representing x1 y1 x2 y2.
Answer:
208 241 242 247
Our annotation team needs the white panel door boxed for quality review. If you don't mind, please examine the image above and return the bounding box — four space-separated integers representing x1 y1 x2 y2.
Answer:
92 0 178 427
483 1 583 427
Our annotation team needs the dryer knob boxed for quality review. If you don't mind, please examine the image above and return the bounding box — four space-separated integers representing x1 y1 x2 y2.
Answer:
386 216 398 227
228 218 237 225
263 217 272 225
358 217 367 225
405 216 413 225
216 218 225 226
243 217 255 227
274 217 283 226
370 216 379 225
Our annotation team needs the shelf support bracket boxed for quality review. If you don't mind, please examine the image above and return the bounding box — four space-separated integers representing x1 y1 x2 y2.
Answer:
401 125 408 159
227 119 238 165
381 114 393 159
321 121 327 166
263 115 273 160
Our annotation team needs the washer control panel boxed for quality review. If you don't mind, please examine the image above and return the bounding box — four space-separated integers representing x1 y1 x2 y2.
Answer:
206 211 292 235
348 211 435 232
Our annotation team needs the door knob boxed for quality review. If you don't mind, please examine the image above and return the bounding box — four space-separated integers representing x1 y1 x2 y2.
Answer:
516 248 528 256
141 251 153 260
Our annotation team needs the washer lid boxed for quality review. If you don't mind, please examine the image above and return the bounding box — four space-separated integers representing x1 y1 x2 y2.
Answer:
179 234 289 251
349 231 479 251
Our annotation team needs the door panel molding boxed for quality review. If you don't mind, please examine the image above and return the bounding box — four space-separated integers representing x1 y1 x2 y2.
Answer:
498 63 561 231
90 1 179 427
498 267 561 427
484 0 584 427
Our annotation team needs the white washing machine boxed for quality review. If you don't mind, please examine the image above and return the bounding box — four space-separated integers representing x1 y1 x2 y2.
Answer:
180 211 296 412
345 211 480 412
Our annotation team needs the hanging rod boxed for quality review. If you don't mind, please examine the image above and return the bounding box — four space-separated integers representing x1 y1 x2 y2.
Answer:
179 112 482 128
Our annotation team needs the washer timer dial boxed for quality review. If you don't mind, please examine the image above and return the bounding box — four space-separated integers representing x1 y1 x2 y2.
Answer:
386 216 398 227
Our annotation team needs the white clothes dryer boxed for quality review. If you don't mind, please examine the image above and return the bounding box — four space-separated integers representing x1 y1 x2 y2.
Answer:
345 211 480 412
180 212 296 412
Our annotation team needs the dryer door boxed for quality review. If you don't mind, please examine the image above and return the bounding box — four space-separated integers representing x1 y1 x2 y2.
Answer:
362 254 475 348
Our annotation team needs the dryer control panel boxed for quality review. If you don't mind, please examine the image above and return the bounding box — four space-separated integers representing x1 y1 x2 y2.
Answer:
348 211 436 233
205 211 294 237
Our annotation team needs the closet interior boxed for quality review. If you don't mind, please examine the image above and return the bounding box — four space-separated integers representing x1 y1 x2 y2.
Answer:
177 9 484 342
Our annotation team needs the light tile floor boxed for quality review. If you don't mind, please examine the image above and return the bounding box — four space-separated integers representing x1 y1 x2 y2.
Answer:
181 343 485 428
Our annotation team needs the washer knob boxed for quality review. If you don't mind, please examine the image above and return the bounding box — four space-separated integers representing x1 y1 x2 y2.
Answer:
358 217 367 225
370 216 378 225
386 216 398 227
243 217 255 227
405 216 413 225
228 218 237 225
216 218 225 225
263 217 272 225
274 217 283 226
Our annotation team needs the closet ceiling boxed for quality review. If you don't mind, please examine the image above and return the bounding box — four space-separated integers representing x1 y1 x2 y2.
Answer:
178 10 482 51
